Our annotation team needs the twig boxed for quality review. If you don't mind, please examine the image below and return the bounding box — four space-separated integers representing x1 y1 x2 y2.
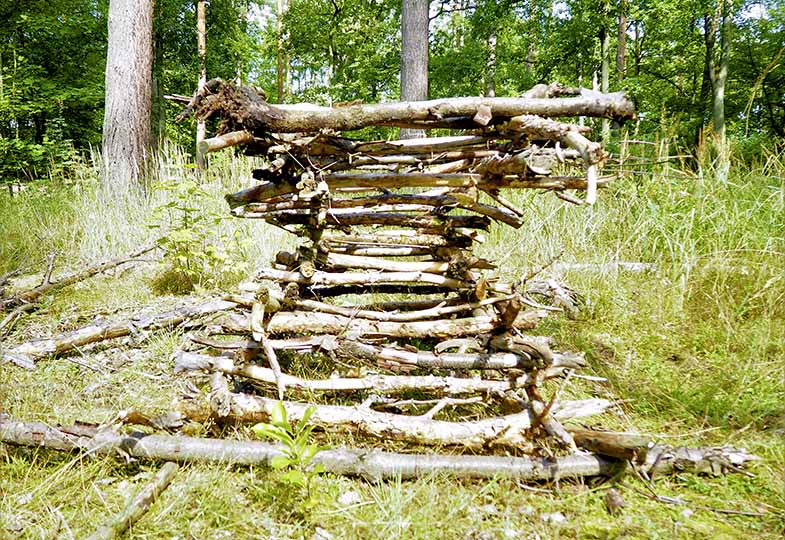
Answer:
41 251 58 286
623 482 767 518
523 250 565 283
85 462 179 540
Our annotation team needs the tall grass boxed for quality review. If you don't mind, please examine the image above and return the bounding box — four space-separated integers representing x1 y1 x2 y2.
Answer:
0 144 290 287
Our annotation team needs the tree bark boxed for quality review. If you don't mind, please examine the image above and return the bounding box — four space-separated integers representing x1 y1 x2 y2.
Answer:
196 0 207 170
400 0 429 139
616 0 627 82
600 10 611 144
102 0 154 192
707 0 734 141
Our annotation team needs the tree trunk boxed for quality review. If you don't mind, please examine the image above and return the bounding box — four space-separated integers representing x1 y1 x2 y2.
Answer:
400 0 429 139
276 0 286 102
486 33 497 97
708 0 733 141
196 0 207 170
102 0 154 193
151 1 166 149
600 18 611 144
616 0 627 82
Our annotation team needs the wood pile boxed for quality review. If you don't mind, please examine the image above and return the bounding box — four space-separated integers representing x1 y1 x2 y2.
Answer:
169 79 641 454
0 83 762 483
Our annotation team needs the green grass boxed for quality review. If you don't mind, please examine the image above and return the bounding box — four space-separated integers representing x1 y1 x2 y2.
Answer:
1 141 784 538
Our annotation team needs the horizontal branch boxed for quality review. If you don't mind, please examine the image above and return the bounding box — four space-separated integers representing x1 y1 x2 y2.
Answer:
0 418 758 482
226 172 610 208
186 79 635 134
197 393 613 449
174 351 558 394
1 298 238 368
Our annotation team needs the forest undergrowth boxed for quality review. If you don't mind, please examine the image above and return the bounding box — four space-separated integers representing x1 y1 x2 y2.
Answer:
0 138 783 539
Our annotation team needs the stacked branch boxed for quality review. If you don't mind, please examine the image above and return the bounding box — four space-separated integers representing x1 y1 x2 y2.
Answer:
162 81 639 456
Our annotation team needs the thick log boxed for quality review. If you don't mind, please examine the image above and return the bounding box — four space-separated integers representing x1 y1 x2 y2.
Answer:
200 393 613 449
319 245 437 257
85 462 179 540
502 114 591 140
197 130 255 154
262 310 545 339
0 418 757 482
309 150 500 171
304 284 457 298
1 298 238 368
185 79 635 134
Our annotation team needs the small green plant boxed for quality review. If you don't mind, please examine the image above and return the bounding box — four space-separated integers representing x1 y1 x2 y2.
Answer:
252 402 326 512
148 177 250 293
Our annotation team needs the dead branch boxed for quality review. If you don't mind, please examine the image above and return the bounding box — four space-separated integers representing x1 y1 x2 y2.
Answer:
85 462 179 540
183 79 635 134
1 298 238 369
174 351 564 394
0 418 758 482
183 393 613 449
1 245 156 311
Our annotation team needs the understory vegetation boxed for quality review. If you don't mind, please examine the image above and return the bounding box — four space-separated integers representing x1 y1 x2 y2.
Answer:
1 138 784 539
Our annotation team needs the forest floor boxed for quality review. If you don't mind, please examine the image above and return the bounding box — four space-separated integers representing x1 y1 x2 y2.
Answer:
1 145 784 539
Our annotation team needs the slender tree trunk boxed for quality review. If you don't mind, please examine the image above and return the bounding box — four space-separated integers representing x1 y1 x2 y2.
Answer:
196 0 207 170
708 0 733 142
276 0 285 102
616 0 627 82
400 0 429 140
486 32 497 97
102 0 154 193
600 21 611 144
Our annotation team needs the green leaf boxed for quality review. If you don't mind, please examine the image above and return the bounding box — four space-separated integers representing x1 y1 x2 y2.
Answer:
271 455 292 470
300 405 316 428
280 469 306 487
271 401 290 430
252 423 285 442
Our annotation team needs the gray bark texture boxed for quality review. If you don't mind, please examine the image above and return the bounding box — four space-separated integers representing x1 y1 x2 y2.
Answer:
102 0 154 192
400 0 429 139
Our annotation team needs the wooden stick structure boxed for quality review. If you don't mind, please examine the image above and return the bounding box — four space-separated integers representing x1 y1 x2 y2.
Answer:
158 80 644 457
0 84 658 472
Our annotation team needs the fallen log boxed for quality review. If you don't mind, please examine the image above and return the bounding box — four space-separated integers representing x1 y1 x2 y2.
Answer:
184 79 636 134
184 393 613 449
0 298 238 368
1 244 156 310
86 462 179 540
0 418 758 482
